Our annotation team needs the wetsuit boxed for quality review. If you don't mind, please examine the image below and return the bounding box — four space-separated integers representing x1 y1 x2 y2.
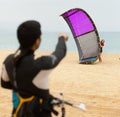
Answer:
1 37 66 117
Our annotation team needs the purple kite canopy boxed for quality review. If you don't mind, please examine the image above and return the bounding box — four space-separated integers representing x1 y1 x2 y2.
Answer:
61 9 95 37
62 9 78 17
61 8 100 64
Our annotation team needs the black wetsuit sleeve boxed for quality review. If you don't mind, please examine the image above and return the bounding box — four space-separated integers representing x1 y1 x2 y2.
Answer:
52 36 66 61
35 37 67 69
1 55 13 89
1 78 12 89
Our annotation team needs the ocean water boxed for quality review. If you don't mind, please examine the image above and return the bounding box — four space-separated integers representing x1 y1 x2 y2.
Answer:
0 31 120 54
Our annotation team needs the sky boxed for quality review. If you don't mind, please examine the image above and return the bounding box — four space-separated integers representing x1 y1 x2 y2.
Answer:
0 0 119 33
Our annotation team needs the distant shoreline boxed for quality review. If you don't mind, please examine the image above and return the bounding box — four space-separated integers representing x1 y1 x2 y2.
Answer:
0 32 120 53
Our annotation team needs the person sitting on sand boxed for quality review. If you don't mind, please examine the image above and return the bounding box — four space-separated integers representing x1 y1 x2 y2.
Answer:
98 39 105 62
1 20 68 117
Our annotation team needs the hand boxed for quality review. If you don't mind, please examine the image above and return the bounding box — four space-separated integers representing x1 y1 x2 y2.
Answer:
58 33 69 41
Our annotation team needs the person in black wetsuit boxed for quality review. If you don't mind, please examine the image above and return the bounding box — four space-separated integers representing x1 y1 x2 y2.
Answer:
1 20 68 117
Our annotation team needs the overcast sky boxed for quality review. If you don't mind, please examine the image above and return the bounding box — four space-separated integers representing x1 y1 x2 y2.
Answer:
0 0 119 32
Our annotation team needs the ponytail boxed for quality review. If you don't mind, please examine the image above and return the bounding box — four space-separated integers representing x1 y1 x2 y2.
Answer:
13 47 32 67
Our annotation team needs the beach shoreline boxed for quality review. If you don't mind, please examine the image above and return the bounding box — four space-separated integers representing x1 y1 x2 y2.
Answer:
0 50 120 117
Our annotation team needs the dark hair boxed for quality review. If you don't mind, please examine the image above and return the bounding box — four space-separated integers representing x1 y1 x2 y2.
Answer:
17 20 41 50
14 20 41 67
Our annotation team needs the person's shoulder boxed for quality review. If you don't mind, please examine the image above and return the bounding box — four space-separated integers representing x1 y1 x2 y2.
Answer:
6 54 14 59
4 54 14 63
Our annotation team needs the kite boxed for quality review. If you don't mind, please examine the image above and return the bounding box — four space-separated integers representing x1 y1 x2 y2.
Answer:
61 8 100 64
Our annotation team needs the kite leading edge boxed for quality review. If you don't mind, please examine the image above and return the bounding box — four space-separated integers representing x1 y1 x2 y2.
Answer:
61 8 100 64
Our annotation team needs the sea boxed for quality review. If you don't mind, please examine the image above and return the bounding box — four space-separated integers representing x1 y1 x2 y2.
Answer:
0 31 120 54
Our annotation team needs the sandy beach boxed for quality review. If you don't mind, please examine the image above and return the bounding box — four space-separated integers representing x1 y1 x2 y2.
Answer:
0 50 120 117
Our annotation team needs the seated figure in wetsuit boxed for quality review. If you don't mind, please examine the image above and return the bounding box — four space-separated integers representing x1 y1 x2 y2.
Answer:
1 20 68 117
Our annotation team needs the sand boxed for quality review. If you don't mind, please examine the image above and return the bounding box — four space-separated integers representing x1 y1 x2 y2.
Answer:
0 50 120 117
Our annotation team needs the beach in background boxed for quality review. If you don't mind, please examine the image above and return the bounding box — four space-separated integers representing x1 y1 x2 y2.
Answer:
0 0 120 116
0 50 120 117
0 31 120 117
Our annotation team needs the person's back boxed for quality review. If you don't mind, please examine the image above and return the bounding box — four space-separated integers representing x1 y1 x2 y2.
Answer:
1 20 68 117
